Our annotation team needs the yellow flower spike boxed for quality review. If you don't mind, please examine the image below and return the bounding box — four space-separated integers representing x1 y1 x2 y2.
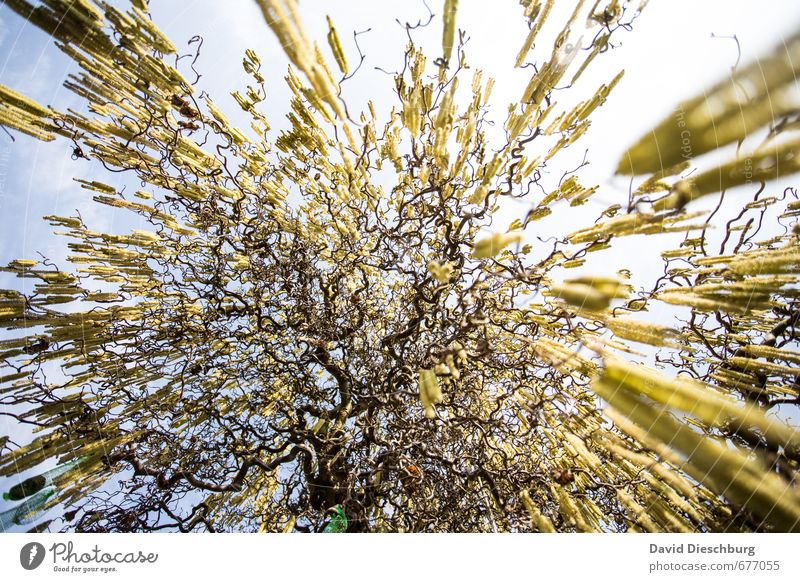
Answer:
427 260 455 283
325 15 348 75
442 0 459 64
619 31 800 175
445 354 459 380
418 368 442 419
545 282 611 312
520 489 556 532
471 231 524 259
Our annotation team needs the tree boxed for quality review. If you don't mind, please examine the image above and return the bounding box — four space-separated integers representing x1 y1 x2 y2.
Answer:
0 0 798 532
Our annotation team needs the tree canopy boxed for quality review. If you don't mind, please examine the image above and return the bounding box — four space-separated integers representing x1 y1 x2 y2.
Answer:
0 0 799 533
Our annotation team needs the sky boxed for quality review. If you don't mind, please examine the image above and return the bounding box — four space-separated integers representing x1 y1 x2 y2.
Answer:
0 0 799 529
